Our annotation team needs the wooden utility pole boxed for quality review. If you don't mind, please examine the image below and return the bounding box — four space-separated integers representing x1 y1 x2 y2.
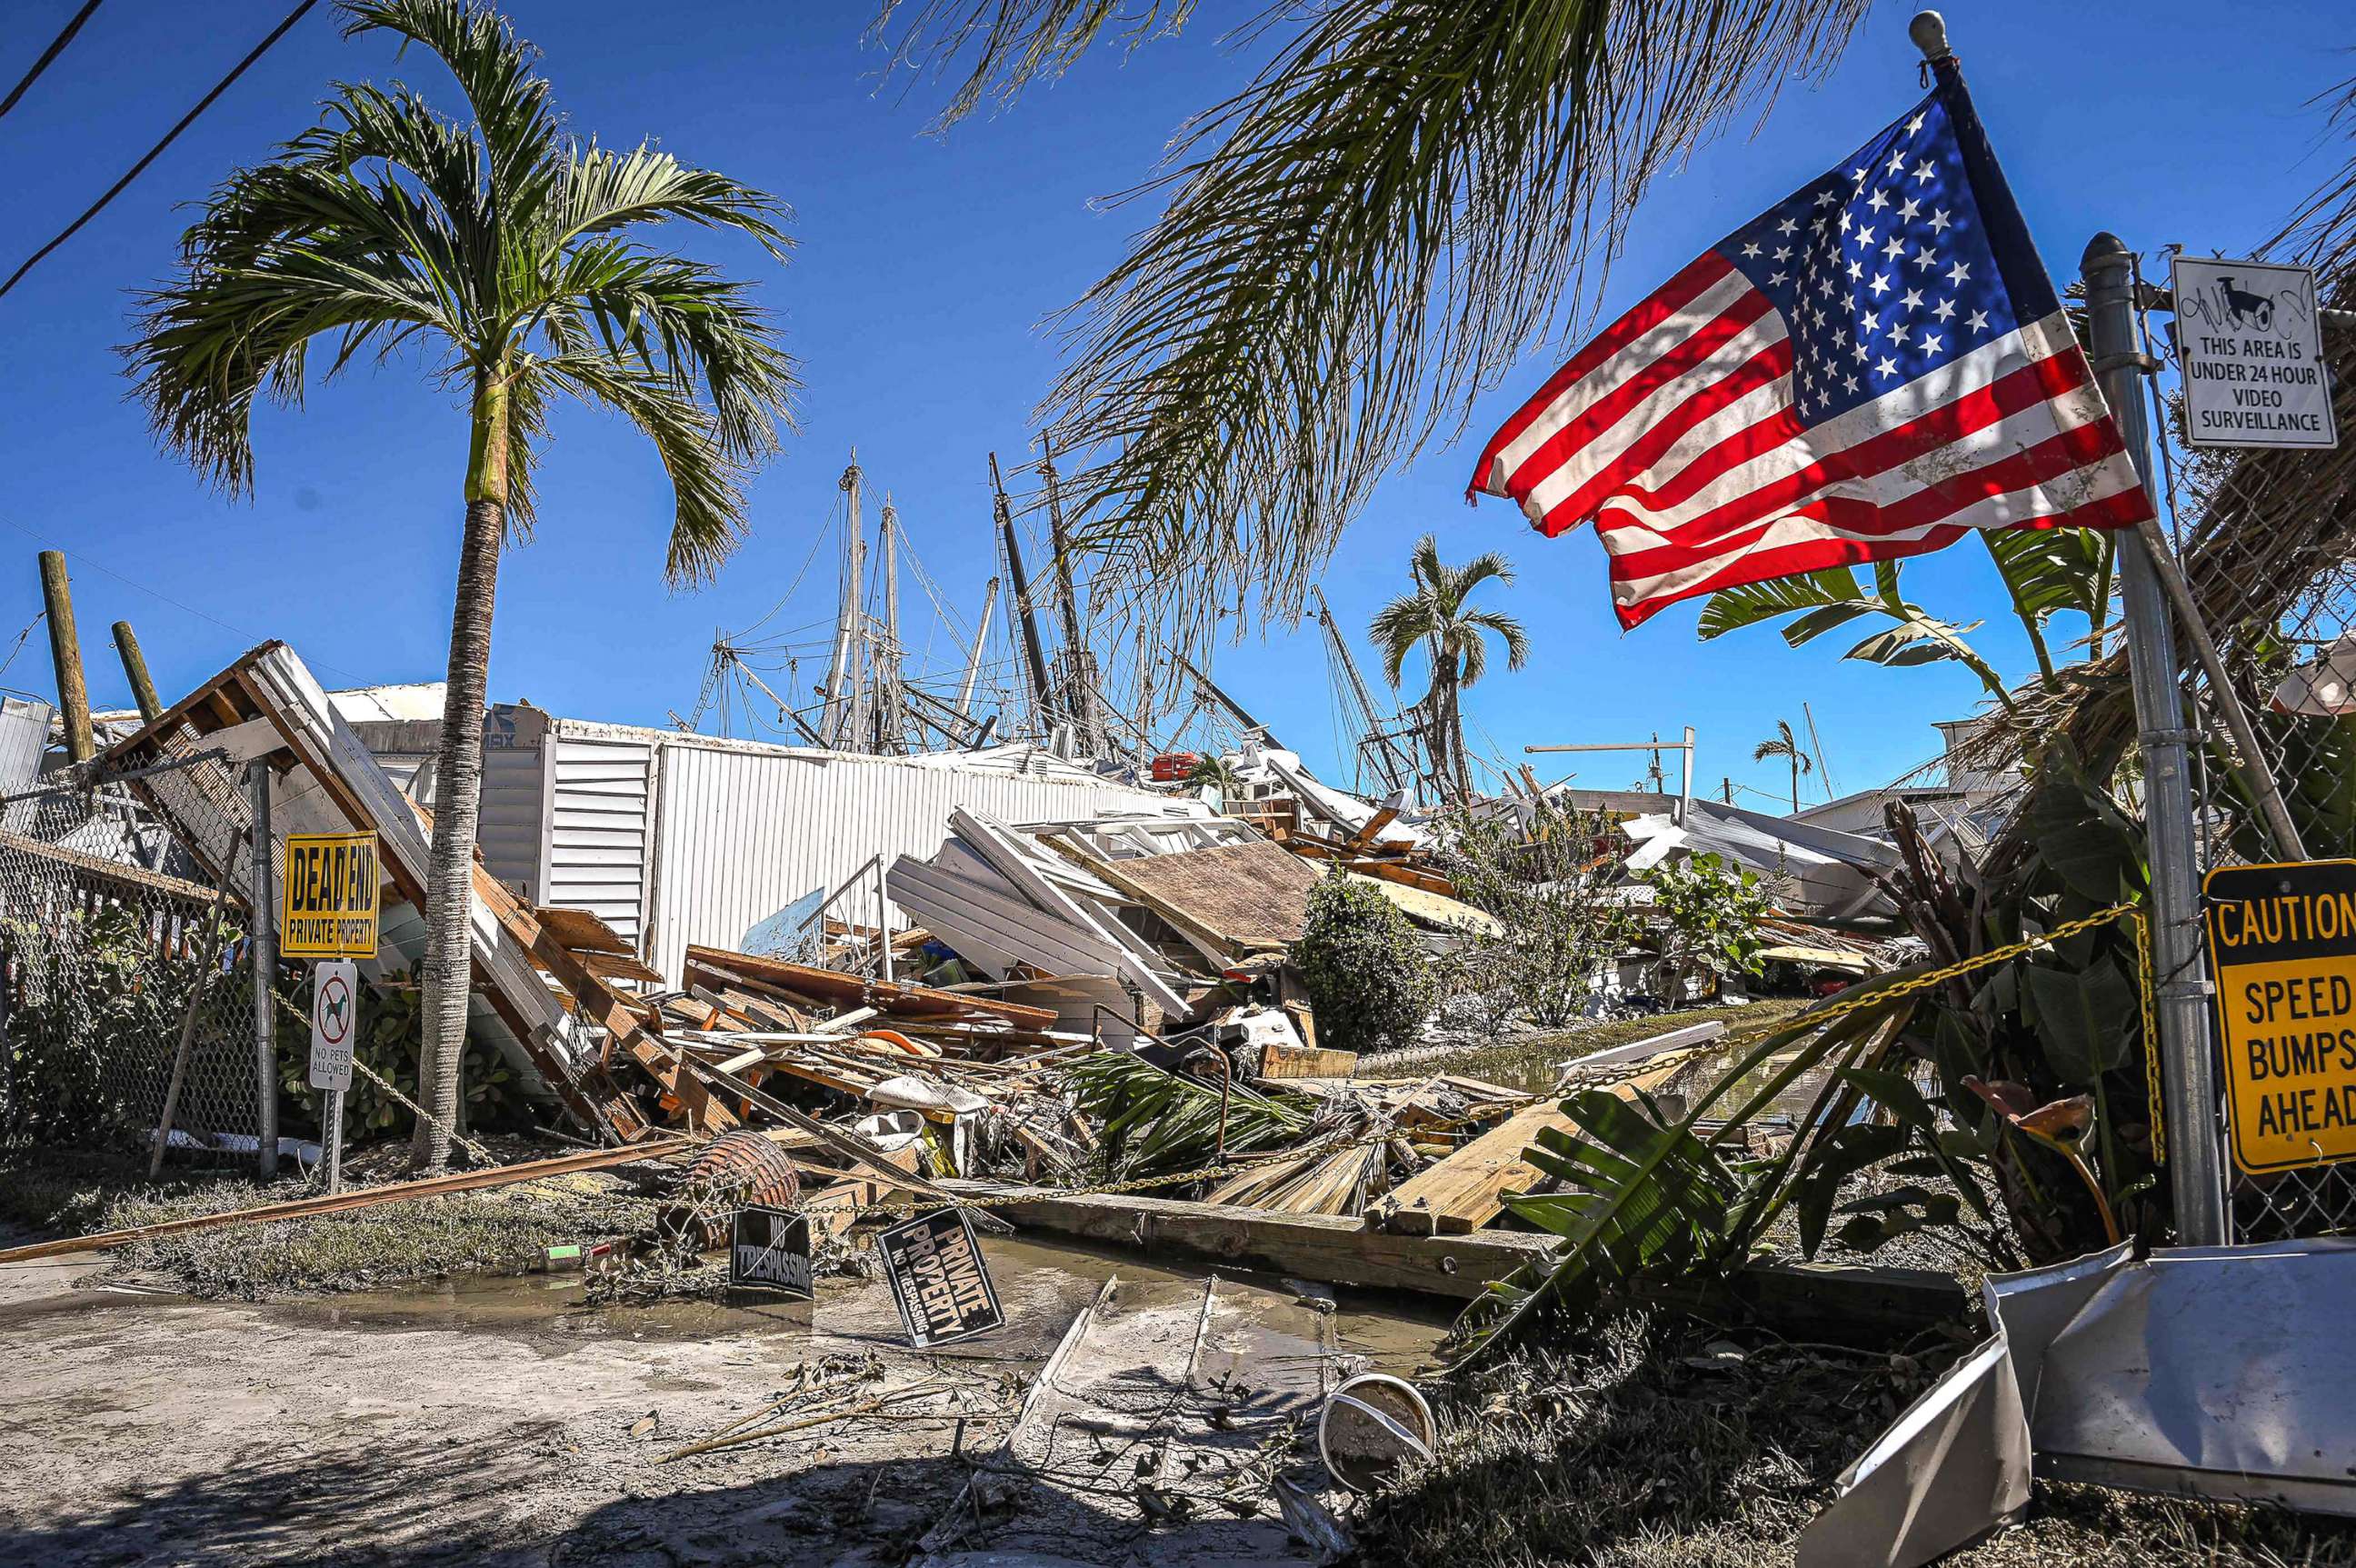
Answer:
112 620 164 724
37 551 93 763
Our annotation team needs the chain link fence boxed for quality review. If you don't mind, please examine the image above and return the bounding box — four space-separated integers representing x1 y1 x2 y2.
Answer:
0 757 267 1162
2137 257 2356 1242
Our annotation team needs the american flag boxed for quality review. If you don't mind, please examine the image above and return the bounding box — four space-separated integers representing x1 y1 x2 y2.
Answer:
1469 72 2149 629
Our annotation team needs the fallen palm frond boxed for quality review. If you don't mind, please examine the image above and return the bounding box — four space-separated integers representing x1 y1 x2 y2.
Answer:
1065 1052 1317 1179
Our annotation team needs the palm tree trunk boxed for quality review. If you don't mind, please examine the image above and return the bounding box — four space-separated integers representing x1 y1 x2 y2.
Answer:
1790 757 1800 814
412 368 510 1173
1446 661 1471 804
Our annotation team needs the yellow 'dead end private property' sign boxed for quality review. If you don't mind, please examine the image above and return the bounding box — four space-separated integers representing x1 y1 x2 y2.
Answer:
2206 859 2356 1174
282 831 379 960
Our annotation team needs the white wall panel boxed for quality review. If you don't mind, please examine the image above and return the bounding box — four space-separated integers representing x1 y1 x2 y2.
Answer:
644 741 1168 986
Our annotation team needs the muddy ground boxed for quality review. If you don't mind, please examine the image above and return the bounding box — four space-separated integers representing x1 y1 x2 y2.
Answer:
0 1231 1443 1568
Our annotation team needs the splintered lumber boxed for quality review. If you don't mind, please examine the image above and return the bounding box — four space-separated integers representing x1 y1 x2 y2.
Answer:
684 944 1055 1029
0 1137 695 1264
1048 836 1321 954
1254 1041 1358 1080
1375 1097 1572 1235
1374 1059 1685 1234
953 1186 1556 1299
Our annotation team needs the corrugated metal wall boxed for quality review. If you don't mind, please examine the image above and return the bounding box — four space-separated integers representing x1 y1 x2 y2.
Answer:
475 707 548 899
544 732 655 950
643 740 1167 986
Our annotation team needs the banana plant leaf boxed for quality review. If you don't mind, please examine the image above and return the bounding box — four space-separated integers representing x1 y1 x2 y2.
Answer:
1441 981 1923 1364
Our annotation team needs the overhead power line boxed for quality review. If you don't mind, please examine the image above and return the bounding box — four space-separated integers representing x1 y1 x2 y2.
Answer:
0 0 320 302
0 0 106 119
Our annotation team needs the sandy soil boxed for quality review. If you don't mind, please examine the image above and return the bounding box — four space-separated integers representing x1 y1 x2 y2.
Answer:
0 1233 1444 1567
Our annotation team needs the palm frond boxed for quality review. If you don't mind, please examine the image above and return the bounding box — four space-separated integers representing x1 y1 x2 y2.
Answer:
557 145 793 261
342 0 561 201
980 0 1870 654
1443 987 1914 1364
870 0 1198 132
1461 607 1530 674
1368 593 1441 686
538 353 748 584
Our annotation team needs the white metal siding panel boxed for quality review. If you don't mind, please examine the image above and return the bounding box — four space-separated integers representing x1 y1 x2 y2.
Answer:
545 734 654 947
474 741 544 897
644 743 1169 986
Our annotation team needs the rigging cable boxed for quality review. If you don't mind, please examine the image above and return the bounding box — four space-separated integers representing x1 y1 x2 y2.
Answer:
2 0 323 301
1 0 106 119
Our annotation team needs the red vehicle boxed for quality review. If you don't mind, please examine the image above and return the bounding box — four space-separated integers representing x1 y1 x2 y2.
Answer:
1150 752 1203 784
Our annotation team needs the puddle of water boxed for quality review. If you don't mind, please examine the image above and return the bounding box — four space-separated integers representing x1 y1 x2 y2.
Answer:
248 1232 1453 1375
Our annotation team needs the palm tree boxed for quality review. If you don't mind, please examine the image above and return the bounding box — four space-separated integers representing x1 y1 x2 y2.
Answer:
1752 720 1814 813
125 0 799 1172
873 1 1872 648
1369 535 1528 804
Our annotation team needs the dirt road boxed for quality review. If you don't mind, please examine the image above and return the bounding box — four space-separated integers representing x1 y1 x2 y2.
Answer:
0 1236 1441 1567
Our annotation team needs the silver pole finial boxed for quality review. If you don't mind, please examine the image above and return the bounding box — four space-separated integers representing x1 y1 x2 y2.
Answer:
1909 10 1952 64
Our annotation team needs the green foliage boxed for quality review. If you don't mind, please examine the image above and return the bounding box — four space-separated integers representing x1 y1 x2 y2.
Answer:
270 967 528 1141
1695 531 2116 706
1446 995 1902 1363
125 0 801 577
1293 870 1434 1052
1437 804 1636 1030
1638 853 1772 1003
2 904 239 1147
1065 1052 1314 1180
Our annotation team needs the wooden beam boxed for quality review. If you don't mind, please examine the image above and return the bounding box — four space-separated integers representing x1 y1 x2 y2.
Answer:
954 1186 1557 1299
0 1136 695 1264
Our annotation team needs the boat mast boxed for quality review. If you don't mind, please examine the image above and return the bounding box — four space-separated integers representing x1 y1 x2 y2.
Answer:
820 453 866 746
990 453 1057 740
1311 584 1411 794
879 492 903 753
1037 436 1100 754
957 576 1000 719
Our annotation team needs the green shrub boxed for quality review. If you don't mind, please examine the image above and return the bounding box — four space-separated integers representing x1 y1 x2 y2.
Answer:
1293 871 1433 1052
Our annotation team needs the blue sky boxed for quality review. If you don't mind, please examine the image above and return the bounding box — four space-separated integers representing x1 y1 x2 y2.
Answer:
1 1 2347 809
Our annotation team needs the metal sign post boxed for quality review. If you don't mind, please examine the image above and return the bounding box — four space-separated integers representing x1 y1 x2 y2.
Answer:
308 959 358 1194
2081 233 2230 1245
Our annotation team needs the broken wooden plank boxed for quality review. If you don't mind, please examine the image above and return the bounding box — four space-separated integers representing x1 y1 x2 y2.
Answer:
949 1185 1557 1299
1254 1041 1358 1080
0 1136 696 1264
1047 835 1321 954
685 943 1056 1029
1373 1096 1570 1235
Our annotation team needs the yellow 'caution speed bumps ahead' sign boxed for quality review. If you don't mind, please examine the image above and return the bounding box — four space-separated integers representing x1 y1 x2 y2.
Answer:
2206 860 2356 1173
281 831 379 960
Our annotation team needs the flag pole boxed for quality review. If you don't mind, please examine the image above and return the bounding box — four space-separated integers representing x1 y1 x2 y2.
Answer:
1918 5 2231 1246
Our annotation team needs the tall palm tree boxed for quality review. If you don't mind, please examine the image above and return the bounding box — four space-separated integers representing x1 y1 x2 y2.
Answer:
125 0 799 1172
874 1 1871 650
1369 535 1528 804
1752 720 1814 813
